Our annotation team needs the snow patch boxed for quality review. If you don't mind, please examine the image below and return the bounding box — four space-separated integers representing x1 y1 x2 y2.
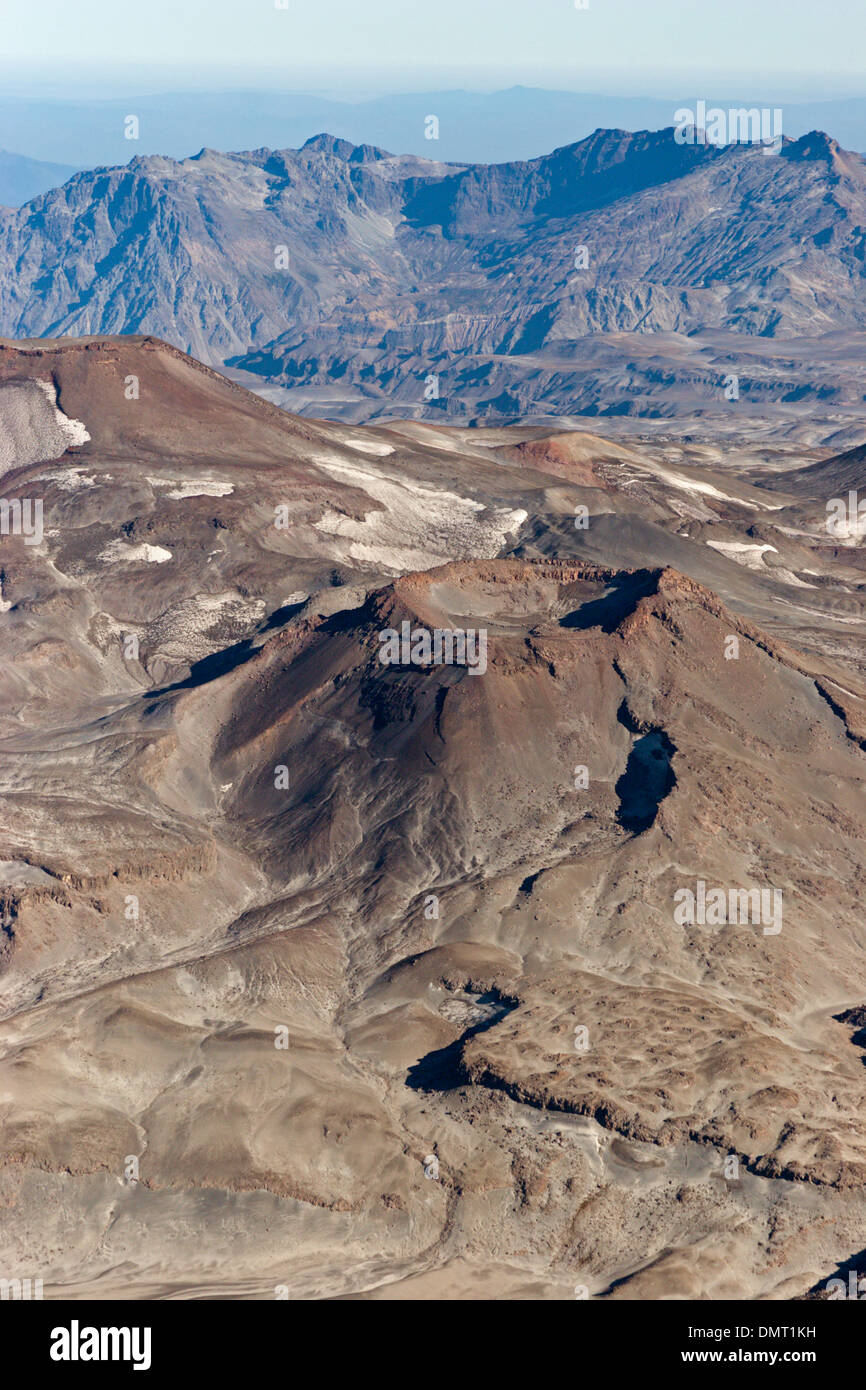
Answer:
99 541 173 564
342 438 395 457
0 379 90 482
706 539 815 586
31 468 97 492
144 592 266 663
706 540 778 569
35 380 90 449
651 463 783 511
147 477 234 499
311 452 527 571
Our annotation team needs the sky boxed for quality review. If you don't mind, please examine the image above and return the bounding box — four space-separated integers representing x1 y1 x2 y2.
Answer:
3 0 866 98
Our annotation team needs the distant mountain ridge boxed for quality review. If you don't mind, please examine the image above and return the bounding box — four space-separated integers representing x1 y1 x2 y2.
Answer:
2 126 866 424
4 85 866 168
0 148 77 207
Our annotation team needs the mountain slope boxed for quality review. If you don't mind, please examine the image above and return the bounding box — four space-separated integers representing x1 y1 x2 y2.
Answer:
4 549 866 1296
2 337 866 1298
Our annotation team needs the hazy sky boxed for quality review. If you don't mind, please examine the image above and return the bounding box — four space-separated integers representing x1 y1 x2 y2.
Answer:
3 0 866 97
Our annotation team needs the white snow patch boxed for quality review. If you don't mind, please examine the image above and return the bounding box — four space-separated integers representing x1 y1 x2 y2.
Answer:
35 380 90 448
57 471 95 491
99 541 173 564
342 438 395 457
41 469 96 491
651 463 783 511
706 540 815 586
0 379 89 481
146 477 234 499
310 452 527 571
824 677 864 702
144 592 266 663
706 540 778 569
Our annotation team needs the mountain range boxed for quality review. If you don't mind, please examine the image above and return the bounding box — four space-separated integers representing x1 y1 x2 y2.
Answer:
4 85 866 170
3 126 866 434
